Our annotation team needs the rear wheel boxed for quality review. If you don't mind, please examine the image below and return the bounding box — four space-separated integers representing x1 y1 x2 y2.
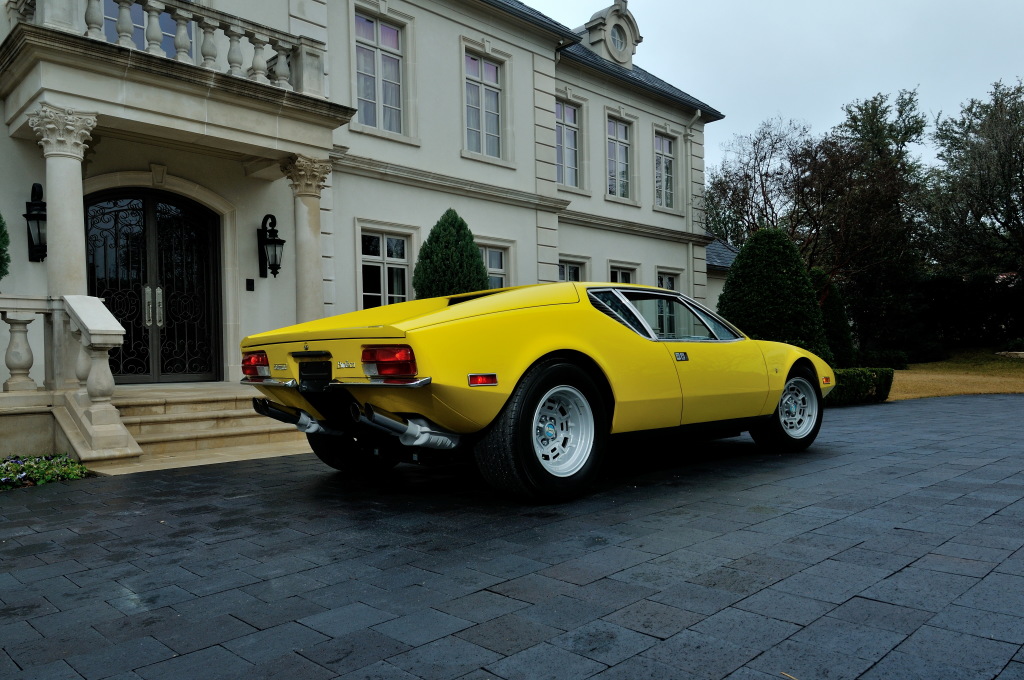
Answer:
474 359 607 500
306 432 399 475
750 367 823 452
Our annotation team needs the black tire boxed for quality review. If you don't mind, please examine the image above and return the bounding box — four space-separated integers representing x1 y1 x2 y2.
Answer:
306 431 399 475
473 359 607 501
750 366 823 452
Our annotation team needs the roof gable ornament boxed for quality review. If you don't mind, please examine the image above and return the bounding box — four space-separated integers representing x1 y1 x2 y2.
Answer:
581 0 642 69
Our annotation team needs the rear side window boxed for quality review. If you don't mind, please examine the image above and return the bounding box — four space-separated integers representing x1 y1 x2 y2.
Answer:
588 290 649 336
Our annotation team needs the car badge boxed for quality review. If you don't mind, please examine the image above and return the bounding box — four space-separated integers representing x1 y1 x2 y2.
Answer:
337 361 356 369
675 352 689 362
304 343 309 350
273 364 287 371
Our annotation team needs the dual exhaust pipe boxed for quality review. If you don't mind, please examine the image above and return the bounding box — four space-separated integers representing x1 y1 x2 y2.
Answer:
251 397 459 450
350 402 460 450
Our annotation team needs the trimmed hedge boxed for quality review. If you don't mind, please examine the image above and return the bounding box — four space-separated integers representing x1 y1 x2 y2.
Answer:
825 368 895 407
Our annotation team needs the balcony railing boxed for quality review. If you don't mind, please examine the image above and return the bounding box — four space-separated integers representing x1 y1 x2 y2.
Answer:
6 0 326 97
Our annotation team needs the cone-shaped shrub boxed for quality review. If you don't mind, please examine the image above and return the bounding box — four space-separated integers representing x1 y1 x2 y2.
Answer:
412 208 490 298
717 229 833 362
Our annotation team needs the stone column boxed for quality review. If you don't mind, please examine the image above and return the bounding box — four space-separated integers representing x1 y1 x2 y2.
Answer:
281 155 332 324
28 104 98 298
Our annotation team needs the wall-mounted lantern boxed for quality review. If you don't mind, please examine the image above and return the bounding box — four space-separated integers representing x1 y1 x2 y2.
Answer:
257 214 285 278
24 183 47 262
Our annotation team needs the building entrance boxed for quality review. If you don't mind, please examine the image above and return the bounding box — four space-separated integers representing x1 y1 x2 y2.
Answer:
85 190 221 383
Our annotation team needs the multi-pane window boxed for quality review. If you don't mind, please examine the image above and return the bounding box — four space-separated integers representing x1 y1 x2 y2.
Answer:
655 134 675 208
610 267 634 284
607 119 630 198
103 0 191 56
556 102 580 187
558 261 583 282
479 246 507 288
361 232 409 308
657 272 677 291
466 55 502 157
355 14 403 134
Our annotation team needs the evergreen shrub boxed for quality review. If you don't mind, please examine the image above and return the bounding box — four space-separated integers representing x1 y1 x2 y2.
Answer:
717 229 833 363
412 208 489 298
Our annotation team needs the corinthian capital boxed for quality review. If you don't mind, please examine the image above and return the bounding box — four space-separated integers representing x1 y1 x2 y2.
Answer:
28 104 98 160
282 155 332 197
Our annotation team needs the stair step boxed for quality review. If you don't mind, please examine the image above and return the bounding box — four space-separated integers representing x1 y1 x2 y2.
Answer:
89 439 313 475
114 395 255 417
133 422 306 455
122 408 268 435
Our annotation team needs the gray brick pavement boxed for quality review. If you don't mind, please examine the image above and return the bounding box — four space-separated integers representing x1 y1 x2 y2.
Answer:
3 394 1024 679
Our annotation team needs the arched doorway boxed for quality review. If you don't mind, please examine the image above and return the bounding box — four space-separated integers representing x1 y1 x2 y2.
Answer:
85 189 221 383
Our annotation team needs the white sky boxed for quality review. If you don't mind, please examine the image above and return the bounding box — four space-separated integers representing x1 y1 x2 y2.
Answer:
526 0 1024 168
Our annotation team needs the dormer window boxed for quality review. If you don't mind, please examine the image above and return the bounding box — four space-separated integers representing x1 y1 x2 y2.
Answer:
610 25 626 52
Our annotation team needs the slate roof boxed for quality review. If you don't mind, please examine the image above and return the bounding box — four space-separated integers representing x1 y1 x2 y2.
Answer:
560 43 724 120
476 0 724 121
706 239 739 270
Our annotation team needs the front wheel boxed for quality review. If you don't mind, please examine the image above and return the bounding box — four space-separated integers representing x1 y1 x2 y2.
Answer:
750 368 823 452
474 360 607 501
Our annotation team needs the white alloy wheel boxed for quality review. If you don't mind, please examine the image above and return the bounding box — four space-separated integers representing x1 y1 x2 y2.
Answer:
778 376 818 439
532 385 595 477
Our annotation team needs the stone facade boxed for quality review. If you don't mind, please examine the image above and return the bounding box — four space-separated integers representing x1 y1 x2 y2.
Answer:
0 0 722 387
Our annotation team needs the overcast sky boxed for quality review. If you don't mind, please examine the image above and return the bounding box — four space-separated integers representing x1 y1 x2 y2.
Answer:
527 0 1024 169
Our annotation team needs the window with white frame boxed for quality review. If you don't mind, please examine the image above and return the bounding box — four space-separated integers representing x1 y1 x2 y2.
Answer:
355 14 403 134
556 101 580 188
610 266 634 284
361 231 409 308
103 0 191 56
479 245 507 288
558 261 584 282
465 54 502 158
657 271 678 291
607 118 631 198
655 133 675 209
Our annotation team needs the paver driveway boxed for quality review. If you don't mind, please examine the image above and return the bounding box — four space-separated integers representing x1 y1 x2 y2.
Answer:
3 394 1024 680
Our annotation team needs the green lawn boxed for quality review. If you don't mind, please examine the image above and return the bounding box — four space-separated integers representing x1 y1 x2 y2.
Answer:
889 349 1024 400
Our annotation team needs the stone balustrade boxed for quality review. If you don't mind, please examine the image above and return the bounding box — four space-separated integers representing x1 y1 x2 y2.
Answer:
1 294 122 398
1 294 139 462
6 0 327 97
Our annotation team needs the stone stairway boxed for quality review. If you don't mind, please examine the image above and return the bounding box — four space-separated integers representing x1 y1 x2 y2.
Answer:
89 382 311 475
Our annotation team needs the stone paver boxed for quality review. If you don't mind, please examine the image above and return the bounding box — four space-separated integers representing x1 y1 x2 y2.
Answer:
2 394 1024 679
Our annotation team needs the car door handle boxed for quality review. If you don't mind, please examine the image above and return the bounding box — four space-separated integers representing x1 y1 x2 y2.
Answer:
144 285 153 327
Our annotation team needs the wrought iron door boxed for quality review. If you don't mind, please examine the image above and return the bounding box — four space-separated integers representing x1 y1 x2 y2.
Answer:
86 191 220 383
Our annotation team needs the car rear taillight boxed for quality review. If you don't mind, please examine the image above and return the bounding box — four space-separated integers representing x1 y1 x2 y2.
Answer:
242 351 270 380
362 345 417 377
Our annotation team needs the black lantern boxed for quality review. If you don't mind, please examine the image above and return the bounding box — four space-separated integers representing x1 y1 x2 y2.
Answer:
24 183 47 262
257 214 285 278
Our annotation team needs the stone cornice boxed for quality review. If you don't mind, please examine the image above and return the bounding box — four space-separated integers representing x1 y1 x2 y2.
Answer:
0 23 354 128
332 152 572 214
559 210 714 245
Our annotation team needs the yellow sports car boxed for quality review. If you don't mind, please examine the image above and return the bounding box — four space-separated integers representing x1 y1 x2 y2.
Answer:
241 283 835 499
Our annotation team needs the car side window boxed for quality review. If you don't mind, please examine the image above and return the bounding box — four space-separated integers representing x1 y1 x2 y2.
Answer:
588 290 650 336
622 292 714 340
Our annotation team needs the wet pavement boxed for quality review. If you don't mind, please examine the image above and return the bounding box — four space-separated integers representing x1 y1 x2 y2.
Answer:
3 394 1024 680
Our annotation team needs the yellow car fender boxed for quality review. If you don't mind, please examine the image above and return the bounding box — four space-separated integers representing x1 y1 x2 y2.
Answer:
753 340 837 415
